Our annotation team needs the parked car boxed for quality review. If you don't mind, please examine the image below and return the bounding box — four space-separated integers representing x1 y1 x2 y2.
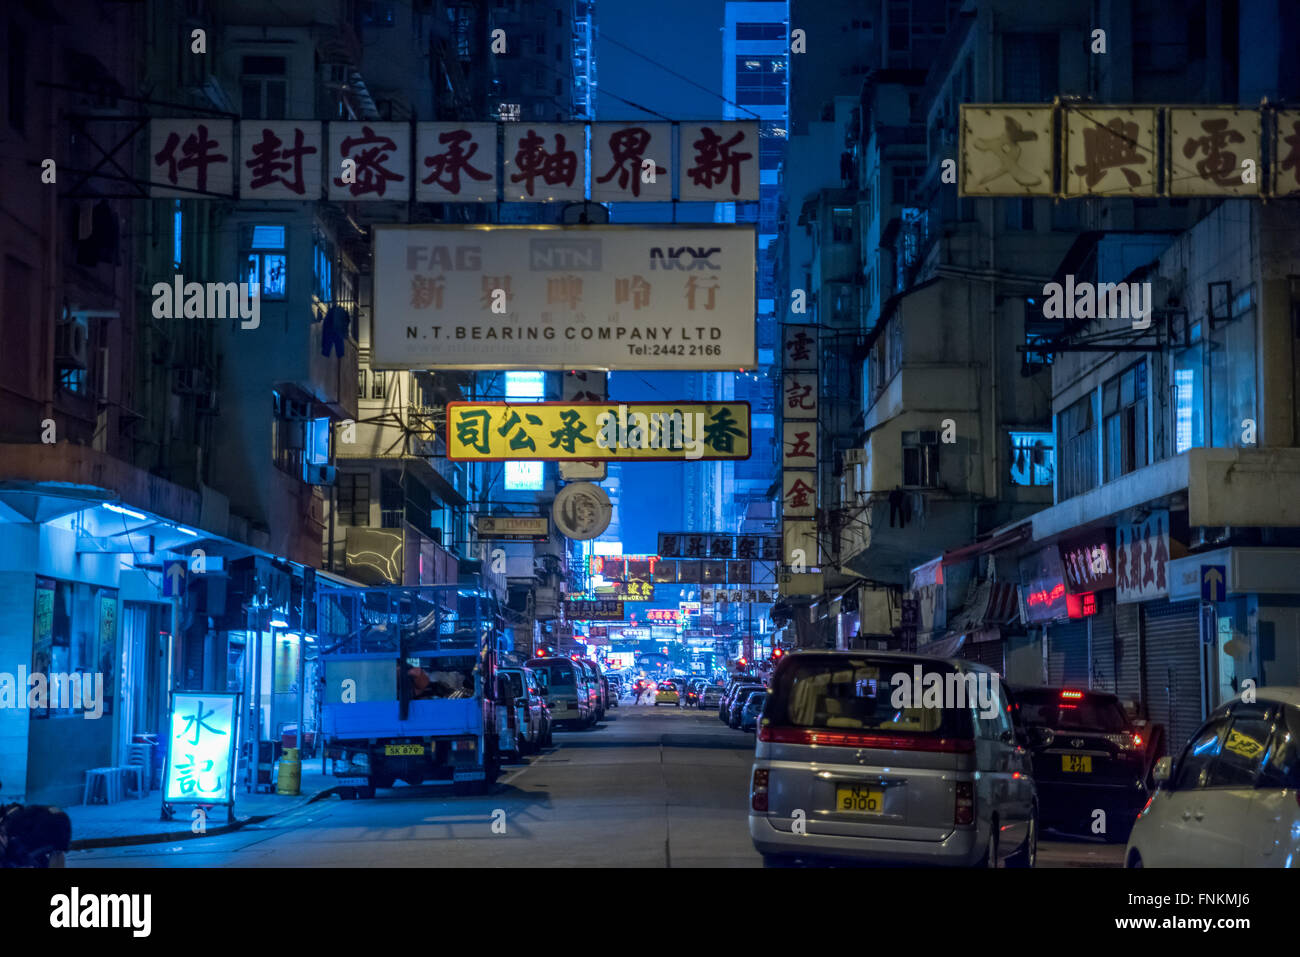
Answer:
1125 688 1300 867
496 666 550 758
1013 686 1154 841
720 675 758 722
700 684 725 710
728 683 767 728
739 691 767 732
528 657 592 729
603 675 618 709
749 650 1037 867
573 658 606 721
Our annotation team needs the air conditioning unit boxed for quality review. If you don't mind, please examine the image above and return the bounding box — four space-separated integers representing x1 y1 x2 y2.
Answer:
303 463 337 486
843 449 868 466
55 320 89 369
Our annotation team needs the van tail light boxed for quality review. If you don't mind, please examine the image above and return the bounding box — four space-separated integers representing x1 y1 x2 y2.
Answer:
955 781 974 826
751 769 769 812
757 726 974 753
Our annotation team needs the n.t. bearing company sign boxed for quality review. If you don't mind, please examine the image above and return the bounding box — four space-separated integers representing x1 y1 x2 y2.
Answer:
370 225 756 371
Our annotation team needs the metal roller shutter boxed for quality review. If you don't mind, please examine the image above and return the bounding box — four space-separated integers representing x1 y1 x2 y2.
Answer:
1112 601 1142 706
1141 600 1203 756
1090 593 1116 692
962 638 1005 672
1046 620 1089 686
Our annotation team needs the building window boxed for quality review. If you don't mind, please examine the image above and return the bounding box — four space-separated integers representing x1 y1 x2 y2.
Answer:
172 200 184 271
244 225 287 299
735 55 787 106
337 473 371 526
371 369 387 399
832 284 853 324
30 578 117 719
313 228 333 302
1009 431 1055 487
1173 322 1205 454
272 391 310 474
831 207 853 243
736 22 785 41
901 430 940 487
357 368 368 399
240 56 287 120
1002 34 1057 101
1059 392 1098 499
1103 360 1148 482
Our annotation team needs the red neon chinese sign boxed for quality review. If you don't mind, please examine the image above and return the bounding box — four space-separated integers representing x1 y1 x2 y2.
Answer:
1066 591 1097 619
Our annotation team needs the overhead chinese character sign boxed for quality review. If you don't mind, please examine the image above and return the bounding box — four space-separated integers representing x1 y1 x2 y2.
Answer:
239 121 322 200
150 119 234 197
1063 107 1157 196
959 106 1054 196
329 121 410 201
1167 108 1260 197
1273 110 1300 197
678 122 759 201
162 691 239 806
446 401 751 460
416 123 497 203
503 123 586 202
591 123 671 202
782 372 818 419
371 225 756 370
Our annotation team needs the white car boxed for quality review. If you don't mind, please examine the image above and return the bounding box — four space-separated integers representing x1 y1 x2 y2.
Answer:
1125 687 1300 867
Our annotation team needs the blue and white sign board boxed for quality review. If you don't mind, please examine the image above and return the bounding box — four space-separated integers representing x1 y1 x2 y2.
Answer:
1201 564 1228 602
162 559 187 597
162 691 240 806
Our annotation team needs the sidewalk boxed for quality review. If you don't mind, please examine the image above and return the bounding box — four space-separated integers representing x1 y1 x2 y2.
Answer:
65 764 341 850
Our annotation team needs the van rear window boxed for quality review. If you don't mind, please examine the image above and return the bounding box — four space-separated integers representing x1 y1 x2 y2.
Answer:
768 656 973 738
534 664 576 687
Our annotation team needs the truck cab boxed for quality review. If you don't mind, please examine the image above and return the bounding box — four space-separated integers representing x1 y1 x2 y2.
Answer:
318 585 507 797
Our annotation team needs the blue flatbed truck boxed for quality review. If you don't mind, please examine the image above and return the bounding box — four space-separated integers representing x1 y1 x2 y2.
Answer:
317 585 508 797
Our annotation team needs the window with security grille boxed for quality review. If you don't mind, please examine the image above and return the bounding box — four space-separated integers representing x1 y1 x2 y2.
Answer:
337 473 371 526
1103 360 1148 482
1059 392 1098 499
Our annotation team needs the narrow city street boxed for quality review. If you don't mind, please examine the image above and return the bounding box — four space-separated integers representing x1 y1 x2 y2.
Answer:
68 702 1123 869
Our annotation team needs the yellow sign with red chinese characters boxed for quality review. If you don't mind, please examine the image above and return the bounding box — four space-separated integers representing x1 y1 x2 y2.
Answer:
446 401 751 461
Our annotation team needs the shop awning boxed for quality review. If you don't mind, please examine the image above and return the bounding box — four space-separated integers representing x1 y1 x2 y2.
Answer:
941 522 1032 566
943 579 1020 639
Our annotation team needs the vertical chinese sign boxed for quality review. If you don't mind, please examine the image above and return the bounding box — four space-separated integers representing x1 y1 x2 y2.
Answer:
781 325 819 590
163 691 241 809
1116 510 1177 604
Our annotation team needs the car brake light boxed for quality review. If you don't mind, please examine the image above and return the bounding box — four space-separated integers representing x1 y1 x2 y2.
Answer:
955 781 974 826
751 769 769 812
757 726 974 753
1132 733 1143 748
1060 690 1084 699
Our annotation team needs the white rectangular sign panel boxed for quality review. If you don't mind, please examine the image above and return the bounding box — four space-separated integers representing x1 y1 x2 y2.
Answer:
371 225 757 370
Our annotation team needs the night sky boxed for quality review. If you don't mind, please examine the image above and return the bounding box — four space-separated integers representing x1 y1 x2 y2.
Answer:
596 0 728 554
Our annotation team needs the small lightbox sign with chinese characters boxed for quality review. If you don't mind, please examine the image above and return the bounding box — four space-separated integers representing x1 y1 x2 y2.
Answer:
148 120 758 202
960 104 1300 198
162 691 240 808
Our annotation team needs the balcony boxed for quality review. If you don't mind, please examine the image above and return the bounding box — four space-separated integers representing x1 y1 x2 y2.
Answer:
274 323 358 421
343 522 459 586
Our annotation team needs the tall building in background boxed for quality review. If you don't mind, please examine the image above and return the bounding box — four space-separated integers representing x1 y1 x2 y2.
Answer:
718 1 787 538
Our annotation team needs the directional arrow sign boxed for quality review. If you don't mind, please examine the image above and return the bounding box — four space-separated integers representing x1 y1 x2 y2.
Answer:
163 559 187 598
1201 564 1226 602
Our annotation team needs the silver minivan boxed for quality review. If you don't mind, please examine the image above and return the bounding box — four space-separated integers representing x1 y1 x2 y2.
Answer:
749 650 1037 867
